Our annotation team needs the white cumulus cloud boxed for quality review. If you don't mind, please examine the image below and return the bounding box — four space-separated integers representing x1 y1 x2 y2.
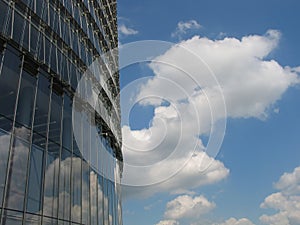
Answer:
122 30 299 198
164 194 215 220
122 151 229 198
260 166 300 225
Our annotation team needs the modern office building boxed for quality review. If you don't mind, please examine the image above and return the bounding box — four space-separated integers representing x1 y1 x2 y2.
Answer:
0 0 122 224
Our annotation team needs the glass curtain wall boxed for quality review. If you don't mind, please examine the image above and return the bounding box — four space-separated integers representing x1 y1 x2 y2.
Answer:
0 0 122 224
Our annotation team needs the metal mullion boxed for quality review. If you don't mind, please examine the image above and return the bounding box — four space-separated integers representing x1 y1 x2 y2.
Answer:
40 76 53 225
22 69 40 225
0 51 24 225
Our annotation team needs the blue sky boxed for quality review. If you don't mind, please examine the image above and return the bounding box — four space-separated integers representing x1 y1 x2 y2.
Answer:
117 1 300 225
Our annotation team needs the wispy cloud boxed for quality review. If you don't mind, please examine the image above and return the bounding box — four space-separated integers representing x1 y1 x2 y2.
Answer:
171 20 202 38
118 24 138 36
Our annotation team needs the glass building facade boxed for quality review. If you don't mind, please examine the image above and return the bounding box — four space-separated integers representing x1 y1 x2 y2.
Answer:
0 0 122 224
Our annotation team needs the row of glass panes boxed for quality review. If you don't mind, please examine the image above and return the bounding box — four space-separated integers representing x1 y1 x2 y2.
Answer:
20 0 116 55
0 0 120 109
17 0 106 69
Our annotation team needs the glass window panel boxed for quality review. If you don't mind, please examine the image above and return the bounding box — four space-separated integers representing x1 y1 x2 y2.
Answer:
62 94 72 150
4 7 13 38
48 89 62 144
57 50 62 79
50 42 57 73
58 148 71 221
24 213 41 225
61 54 69 84
49 4 54 28
22 18 30 50
0 47 22 132
43 142 60 218
26 145 44 213
30 24 39 56
82 11 88 32
57 13 62 37
0 129 11 206
72 31 79 55
90 171 98 225
12 10 24 45
80 41 86 64
63 0 69 12
0 0 9 34
32 132 46 150
71 155 81 223
82 161 90 225
88 25 94 42
74 5 80 24
33 73 50 136
65 22 71 46
42 2 49 25
0 41 4 61
98 175 104 225
103 179 109 225
70 64 78 90
108 181 114 225
38 32 45 63
42 216 57 225
2 210 23 225
6 136 30 211
53 9 59 35
82 113 90 163
23 0 33 9
35 0 44 17
44 37 51 66
94 35 101 54
90 126 97 171
15 71 36 129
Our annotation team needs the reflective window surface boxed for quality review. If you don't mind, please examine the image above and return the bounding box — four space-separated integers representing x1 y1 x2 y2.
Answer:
0 0 122 224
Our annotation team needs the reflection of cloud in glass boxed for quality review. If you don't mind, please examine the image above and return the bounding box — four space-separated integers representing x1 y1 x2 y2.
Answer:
0 127 121 224
0 128 30 211
0 129 11 204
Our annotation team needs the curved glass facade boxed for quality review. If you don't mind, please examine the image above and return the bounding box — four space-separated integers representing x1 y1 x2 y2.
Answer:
0 0 122 224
